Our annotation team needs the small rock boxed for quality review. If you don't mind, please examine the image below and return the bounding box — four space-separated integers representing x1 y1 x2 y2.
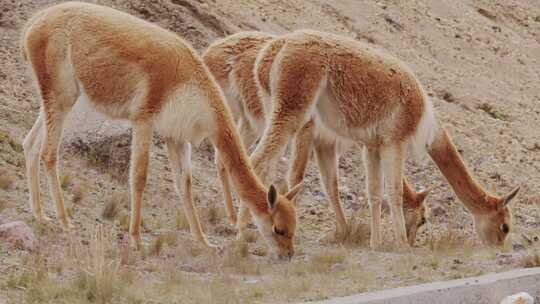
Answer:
0 221 35 250
513 242 526 251
330 263 346 273
500 292 534 304
431 204 447 217
496 253 519 265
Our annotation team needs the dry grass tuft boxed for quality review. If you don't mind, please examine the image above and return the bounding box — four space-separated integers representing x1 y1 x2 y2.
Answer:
176 208 190 230
222 240 260 274
521 251 540 268
426 227 472 252
477 103 510 120
118 212 130 231
102 191 127 220
70 135 131 182
60 174 72 190
6 251 48 291
241 229 258 243
308 248 347 273
71 183 87 204
0 199 7 213
148 232 179 257
344 219 370 247
204 205 223 226
73 225 120 303
6 225 124 303
161 231 178 248
148 235 164 257
0 168 16 190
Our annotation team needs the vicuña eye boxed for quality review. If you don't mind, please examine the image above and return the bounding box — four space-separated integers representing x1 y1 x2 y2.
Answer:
274 227 286 236
500 223 509 234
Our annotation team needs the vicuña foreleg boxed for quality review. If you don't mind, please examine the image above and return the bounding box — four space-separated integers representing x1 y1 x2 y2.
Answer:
168 140 211 247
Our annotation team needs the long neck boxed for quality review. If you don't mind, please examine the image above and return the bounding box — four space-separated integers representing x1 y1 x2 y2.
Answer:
428 128 493 214
208 89 269 215
403 178 420 209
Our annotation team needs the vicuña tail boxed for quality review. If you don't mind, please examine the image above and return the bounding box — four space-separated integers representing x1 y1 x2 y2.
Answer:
409 89 439 161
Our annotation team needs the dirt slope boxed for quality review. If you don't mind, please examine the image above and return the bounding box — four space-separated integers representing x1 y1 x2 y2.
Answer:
0 0 539 303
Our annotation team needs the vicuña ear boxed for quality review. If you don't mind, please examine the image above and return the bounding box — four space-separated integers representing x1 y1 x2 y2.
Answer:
285 181 303 202
267 184 278 210
501 186 520 208
417 187 432 204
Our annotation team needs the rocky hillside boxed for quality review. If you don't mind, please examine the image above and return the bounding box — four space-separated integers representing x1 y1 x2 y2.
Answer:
0 0 539 302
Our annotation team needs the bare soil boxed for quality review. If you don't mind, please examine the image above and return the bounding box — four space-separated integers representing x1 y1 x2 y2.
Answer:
0 0 539 303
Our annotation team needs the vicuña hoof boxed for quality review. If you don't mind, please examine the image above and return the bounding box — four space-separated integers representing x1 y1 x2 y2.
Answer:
130 234 143 251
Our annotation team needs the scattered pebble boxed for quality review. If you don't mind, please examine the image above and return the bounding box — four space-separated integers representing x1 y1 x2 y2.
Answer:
496 253 519 265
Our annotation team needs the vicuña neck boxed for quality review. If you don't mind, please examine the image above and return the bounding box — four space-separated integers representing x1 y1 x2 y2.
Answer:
428 128 493 214
208 91 269 215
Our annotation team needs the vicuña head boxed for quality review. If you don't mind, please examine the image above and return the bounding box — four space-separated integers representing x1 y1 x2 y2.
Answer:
403 184 431 246
20 2 298 259
428 127 520 246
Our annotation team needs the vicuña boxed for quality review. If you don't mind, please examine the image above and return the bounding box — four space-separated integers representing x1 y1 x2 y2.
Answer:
21 2 300 259
203 31 430 246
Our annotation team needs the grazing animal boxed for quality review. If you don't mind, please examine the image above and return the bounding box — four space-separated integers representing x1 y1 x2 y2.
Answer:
20 2 300 259
250 30 519 249
203 31 430 245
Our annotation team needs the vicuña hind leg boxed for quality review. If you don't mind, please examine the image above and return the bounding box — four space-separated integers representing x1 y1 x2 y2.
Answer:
40 111 71 228
167 140 212 248
381 143 409 250
128 122 153 249
314 139 348 242
23 112 48 221
28 38 79 229
363 146 384 250
216 151 237 226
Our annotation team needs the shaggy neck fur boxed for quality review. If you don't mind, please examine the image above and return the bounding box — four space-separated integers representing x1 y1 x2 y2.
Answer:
428 128 493 214
207 88 269 215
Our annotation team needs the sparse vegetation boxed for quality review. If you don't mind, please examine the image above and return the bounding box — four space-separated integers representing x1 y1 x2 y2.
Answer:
521 251 540 268
0 168 15 190
102 191 127 220
176 208 190 230
148 235 165 256
309 248 347 273
72 183 87 204
1 0 538 303
241 229 258 243
344 219 370 247
118 212 130 231
477 103 510 120
0 130 23 167
204 205 223 226
60 174 72 190
440 90 456 103
222 240 261 274
0 199 7 212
